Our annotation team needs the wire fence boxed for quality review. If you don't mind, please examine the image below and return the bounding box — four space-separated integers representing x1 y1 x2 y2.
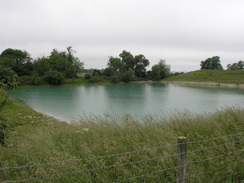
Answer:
1 132 243 183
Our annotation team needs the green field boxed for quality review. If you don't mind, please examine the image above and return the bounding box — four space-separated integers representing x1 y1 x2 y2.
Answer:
0 90 243 182
165 70 244 84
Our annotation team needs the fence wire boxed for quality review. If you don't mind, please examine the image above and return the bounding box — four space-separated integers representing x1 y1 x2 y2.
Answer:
5 142 243 183
1 132 242 171
0 143 179 171
1 132 243 183
115 148 244 183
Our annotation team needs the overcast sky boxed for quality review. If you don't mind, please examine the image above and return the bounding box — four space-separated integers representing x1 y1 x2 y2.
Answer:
1 0 244 71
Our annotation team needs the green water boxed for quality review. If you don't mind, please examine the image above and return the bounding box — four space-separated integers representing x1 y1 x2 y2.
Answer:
11 83 244 121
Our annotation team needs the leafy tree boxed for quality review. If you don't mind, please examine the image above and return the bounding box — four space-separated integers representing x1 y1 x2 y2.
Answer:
134 54 149 78
151 60 170 80
104 50 151 82
0 48 33 76
119 50 134 71
200 56 223 70
33 56 51 76
103 67 114 77
227 61 244 70
0 66 19 91
48 47 84 78
107 57 125 73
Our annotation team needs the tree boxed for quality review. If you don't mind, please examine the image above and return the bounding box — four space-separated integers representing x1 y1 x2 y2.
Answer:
134 54 149 78
119 50 134 71
33 56 51 76
0 48 33 76
227 61 244 70
107 56 125 73
200 56 223 70
48 47 84 78
103 67 114 77
151 60 170 80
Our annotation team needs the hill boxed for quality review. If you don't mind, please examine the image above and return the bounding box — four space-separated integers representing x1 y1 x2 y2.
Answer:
165 70 244 84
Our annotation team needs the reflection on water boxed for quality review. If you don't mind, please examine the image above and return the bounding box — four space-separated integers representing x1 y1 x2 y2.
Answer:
10 83 244 121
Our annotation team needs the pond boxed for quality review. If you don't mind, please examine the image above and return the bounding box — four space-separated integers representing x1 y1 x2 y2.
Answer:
10 83 244 121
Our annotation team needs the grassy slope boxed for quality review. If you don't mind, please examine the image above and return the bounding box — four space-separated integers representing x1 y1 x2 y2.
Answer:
0 92 243 182
165 70 244 84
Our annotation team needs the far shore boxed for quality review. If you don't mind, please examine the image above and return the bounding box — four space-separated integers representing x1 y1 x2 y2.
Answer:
18 80 244 89
160 80 244 88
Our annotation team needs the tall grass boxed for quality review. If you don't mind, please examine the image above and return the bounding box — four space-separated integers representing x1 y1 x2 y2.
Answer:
0 94 243 182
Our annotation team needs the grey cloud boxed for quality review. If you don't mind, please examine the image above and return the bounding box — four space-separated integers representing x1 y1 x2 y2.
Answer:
1 0 244 71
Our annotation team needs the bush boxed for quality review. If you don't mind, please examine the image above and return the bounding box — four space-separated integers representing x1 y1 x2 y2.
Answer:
31 76 45 85
88 76 103 83
18 76 33 85
121 69 135 83
43 70 65 85
110 75 120 83
84 74 92 80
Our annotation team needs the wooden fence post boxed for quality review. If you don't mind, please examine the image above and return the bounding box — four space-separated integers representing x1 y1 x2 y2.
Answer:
177 136 187 183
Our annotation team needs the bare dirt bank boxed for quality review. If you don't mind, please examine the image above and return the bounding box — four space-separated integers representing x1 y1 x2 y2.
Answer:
160 81 244 88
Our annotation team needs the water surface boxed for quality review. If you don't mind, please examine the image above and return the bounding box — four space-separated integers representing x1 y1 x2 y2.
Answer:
11 83 244 121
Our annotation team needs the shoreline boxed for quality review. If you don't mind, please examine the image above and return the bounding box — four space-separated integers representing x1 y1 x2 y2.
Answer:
19 80 244 89
160 81 244 88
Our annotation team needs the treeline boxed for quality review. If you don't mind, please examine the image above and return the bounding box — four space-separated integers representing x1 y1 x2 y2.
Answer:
1 47 243 87
0 47 84 86
0 48 172 86
200 56 244 70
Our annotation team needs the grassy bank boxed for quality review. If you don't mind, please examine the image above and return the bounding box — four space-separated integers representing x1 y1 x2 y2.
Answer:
0 91 243 182
165 70 244 84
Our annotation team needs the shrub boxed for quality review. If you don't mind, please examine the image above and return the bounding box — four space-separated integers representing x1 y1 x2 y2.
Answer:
88 76 103 83
121 69 135 83
84 74 92 80
43 70 65 85
110 75 120 83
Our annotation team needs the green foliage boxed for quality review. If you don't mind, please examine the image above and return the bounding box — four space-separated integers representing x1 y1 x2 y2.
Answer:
0 47 84 86
119 50 135 71
105 50 150 82
0 92 8 144
121 69 135 82
84 73 92 80
33 56 51 76
134 54 149 78
110 75 121 83
0 69 19 92
49 48 79 78
87 76 101 83
18 74 45 86
227 61 244 70
151 60 170 80
107 57 125 73
92 69 101 76
43 70 65 85
200 56 223 70
103 67 114 77
0 66 17 82
0 48 33 76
